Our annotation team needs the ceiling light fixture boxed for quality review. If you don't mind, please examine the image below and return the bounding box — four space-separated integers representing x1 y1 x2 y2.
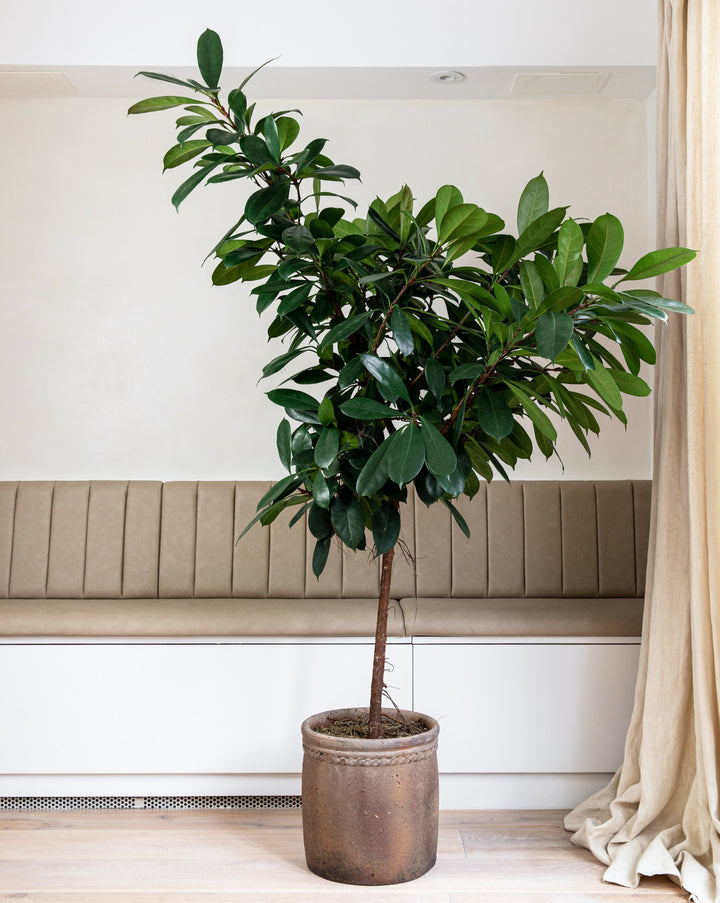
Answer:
430 70 465 85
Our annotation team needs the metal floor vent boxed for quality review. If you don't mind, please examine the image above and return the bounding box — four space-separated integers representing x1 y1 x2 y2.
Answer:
0 795 303 811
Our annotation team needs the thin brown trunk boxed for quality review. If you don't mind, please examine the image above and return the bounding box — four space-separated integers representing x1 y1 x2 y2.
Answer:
368 547 395 739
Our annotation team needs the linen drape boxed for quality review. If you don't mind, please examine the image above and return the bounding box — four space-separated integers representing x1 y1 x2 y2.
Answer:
564 2 720 901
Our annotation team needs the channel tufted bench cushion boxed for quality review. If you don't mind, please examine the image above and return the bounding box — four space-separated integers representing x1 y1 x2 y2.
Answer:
0 479 650 638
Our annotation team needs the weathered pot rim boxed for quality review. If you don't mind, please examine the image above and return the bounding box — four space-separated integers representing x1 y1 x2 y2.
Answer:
302 707 439 754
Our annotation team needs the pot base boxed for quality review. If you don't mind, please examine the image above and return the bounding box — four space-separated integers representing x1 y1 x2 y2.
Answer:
301 707 439 886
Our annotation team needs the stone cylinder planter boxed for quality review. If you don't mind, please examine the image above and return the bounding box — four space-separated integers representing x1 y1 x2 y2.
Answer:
301 707 439 885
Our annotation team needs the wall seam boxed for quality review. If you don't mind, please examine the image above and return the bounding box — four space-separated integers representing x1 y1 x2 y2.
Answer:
43 483 56 599
192 482 199 599
6 483 18 598
120 482 129 599
594 482 601 598
82 483 92 600
156 482 163 599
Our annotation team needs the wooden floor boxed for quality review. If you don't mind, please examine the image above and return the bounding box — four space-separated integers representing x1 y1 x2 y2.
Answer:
0 809 688 902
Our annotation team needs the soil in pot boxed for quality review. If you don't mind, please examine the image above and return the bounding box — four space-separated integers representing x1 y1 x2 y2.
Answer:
301 707 439 886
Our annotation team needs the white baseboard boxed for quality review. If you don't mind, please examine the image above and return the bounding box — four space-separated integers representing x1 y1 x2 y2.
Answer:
0 772 614 810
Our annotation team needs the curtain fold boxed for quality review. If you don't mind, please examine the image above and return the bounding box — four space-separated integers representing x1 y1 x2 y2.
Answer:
564 2 720 901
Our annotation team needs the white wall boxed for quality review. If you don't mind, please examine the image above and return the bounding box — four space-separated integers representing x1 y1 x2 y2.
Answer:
0 93 652 480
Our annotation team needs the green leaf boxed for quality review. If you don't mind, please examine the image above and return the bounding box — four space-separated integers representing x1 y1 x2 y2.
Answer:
261 346 309 379
586 360 623 409
372 501 401 555
128 95 199 114
609 370 651 397
263 115 281 162
277 283 312 316
419 416 457 477
308 502 332 539
359 353 412 404
282 225 317 254
163 140 211 171
356 434 395 496
438 204 488 245
518 260 545 309
449 362 485 386
443 499 471 539
571 334 596 371
318 398 335 426
425 359 445 403
267 388 319 412
535 312 574 361
276 116 301 151
517 207 567 255
312 536 332 578
620 247 696 282
387 424 425 484
197 29 223 90
505 382 557 441
320 313 371 349
340 398 396 420
331 495 365 549
276 419 292 471
586 213 624 284
171 162 219 210
434 185 464 229
135 71 203 91
314 426 340 469
311 164 361 181
476 390 514 440
517 173 549 234
240 134 273 166
391 308 414 356
537 285 584 315
554 218 584 286
245 183 290 224
312 472 331 509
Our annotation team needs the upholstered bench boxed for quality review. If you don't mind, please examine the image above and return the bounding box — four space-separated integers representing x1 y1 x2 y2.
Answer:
0 479 649 638
0 479 650 807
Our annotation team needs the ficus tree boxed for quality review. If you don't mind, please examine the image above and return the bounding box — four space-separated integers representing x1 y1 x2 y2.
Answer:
130 29 695 739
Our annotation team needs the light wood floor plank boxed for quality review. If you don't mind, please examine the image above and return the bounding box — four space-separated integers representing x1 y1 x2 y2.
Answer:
0 809 687 900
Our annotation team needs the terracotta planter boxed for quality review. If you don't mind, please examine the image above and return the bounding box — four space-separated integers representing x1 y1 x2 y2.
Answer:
301 707 439 885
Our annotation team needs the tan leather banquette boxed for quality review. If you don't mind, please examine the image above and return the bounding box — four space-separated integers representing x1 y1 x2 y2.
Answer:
0 480 650 638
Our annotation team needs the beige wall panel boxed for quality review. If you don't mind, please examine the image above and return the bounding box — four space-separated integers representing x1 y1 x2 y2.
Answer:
596 481 636 597
414 497 452 598
233 481 271 598
487 482 524 597
83 482 127 599
123 482 162 599
9 482 53 598
46 482 89 598
561 482 599 597
0 483 18 599
452 487 488 598
390 490 416 599
341 541 380 599
268 503 306 598
159 482 197 598
633 479 652 595
524 482 563 597
194 482 235 598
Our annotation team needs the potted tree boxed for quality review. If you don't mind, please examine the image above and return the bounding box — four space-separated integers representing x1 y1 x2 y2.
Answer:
129 29 695 886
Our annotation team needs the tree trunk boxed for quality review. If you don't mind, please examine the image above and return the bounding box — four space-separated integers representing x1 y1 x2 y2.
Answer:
368 547 395 739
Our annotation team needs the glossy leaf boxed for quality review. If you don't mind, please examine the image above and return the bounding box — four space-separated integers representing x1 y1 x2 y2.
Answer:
312 536 332 578
263 115 281 162
372 501 401 555
535 312 574 361
312 471 331 509
356 434 395 497
586 361 623 409
197 29 223 90
276 419 292 471
476 390 514 440
331 495 365 549
245 183 290 224
518 260 545 309
419 416 457 477
620 247 696 282
386 424 425 484
554 218 585 286
308 502 332 539
517 173 549 234
425 359 445 403
315 426 340 469
128 95 199 114
443 499 471 539
359 354 412 404
163 140 210 171
340 398 396 420
320 313 371 349
267 388 319 411
391 308 414 356
586 213 624 284
609 370 651 397
506 382 558 441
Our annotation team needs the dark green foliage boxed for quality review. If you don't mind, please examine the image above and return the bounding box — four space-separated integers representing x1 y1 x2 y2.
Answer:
130 29 696 576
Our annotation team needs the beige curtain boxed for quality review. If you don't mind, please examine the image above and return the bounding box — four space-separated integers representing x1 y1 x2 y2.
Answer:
564 2 720 901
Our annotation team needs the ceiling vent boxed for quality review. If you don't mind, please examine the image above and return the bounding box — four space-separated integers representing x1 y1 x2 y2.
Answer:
510 72 610 97
0 72 76 96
